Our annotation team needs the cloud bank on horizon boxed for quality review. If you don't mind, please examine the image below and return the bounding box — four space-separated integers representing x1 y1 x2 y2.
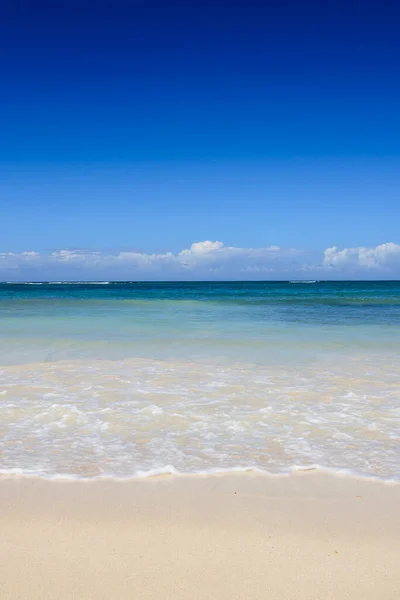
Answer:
1 241 400 281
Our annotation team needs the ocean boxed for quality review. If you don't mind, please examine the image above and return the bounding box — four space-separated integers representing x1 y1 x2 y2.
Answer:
0 281 399 480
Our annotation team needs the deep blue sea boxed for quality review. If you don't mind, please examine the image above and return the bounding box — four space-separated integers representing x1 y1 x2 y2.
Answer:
0 281 399 480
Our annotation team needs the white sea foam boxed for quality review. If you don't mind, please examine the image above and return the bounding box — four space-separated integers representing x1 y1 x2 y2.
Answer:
0 355 398 481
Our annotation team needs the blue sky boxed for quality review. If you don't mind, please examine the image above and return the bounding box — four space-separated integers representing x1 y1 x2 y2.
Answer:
1 1 399 280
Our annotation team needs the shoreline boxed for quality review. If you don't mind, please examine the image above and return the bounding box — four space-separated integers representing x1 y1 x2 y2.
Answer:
0 466 399 484
2 471 399 599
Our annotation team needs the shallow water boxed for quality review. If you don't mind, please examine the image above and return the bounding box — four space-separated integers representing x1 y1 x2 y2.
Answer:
0 281 399 480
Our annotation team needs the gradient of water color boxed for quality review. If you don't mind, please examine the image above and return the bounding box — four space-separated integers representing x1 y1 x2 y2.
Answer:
0 281 399 480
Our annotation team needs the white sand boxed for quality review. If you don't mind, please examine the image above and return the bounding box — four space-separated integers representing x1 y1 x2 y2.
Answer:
1 471 399 599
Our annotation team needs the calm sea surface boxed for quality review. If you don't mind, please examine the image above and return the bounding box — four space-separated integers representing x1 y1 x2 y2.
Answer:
0 281 399 480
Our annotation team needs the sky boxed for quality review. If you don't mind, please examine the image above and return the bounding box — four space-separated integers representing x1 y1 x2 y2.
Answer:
1 0 399 280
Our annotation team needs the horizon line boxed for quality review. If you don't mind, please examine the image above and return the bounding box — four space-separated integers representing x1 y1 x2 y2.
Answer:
1 279 400 285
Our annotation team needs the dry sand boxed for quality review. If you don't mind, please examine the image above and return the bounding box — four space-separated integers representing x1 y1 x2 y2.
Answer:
1 471 399 599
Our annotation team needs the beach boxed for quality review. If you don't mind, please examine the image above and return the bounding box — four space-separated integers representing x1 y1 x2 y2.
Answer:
1 281 399 598
1 472 399 599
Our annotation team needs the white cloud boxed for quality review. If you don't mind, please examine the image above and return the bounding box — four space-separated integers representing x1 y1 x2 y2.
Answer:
241 265 275 273
324 242 400 270
0 241 399 280
182 240 224 255
0 241 296 280
176 240 286 268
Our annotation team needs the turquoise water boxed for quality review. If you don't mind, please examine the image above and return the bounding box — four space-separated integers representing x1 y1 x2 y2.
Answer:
0 281 399 479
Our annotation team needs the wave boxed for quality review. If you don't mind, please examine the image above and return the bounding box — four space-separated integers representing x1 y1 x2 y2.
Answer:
48 281 112 285
0 464 397 484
